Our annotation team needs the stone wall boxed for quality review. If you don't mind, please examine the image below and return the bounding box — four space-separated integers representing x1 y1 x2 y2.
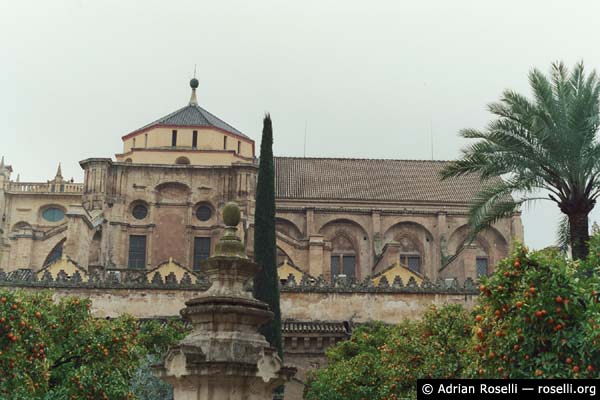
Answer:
0 278 477 323
275 203 521 285
0 273 478 400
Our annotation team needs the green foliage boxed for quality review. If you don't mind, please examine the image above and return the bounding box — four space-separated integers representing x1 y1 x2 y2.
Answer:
130 354 173 400
556 215 571 253
441 61 600 259
306 236 600 398
304 305 476 400
253 114 283 360
0 290 188 399
473 242 600 378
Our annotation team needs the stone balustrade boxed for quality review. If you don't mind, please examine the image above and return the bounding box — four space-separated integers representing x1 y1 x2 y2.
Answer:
5 181 83 194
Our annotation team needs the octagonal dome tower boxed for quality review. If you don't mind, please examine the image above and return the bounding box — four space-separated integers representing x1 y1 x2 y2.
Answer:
116 79 255 166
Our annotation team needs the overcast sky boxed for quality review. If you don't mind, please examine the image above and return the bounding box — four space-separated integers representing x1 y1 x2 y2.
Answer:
2 0 600 249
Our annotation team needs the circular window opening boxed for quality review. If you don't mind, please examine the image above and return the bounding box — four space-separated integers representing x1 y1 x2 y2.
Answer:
195 205 212 221
42 207 64 222
132 204 148 220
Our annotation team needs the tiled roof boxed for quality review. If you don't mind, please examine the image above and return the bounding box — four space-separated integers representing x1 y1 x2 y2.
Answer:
129 104 248 138
6 269 34 281
274 157 502 204
283 320 350 335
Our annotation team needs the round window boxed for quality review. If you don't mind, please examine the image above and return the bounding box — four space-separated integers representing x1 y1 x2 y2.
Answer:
195 205 212 221
42 207 64 222
132 204 148 220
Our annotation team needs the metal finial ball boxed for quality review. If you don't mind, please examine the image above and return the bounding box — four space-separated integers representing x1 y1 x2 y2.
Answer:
222 202 241 226
190 78 199 89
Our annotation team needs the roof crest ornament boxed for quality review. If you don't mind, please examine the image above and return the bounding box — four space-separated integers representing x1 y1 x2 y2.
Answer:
189 67 199 106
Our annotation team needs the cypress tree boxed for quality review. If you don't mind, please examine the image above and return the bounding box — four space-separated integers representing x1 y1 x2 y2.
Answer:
253 114 283 361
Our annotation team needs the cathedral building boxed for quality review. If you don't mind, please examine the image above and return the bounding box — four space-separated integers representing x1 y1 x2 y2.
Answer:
0 78 522 284
0 78 523 398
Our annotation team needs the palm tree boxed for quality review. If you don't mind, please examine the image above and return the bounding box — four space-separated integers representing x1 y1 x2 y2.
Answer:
441 62 600 260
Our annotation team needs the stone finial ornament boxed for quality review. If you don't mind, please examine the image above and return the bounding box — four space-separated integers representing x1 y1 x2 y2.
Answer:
154 202 295 399
189 78 199 106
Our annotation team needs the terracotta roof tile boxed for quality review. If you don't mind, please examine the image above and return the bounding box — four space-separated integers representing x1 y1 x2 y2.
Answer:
282 320 349 334
274 157 501 204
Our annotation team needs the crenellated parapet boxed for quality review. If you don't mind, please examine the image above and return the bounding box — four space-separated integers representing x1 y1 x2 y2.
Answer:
0 266 477 294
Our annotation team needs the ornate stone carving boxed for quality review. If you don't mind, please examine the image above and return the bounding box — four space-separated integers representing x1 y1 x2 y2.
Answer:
153 202 296 399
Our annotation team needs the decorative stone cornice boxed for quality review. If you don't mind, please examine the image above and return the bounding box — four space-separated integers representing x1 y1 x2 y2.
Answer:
275 205 471 217
0 268 478 294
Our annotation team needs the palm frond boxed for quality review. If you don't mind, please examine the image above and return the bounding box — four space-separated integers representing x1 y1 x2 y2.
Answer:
557 215 570 253
440 61 600 257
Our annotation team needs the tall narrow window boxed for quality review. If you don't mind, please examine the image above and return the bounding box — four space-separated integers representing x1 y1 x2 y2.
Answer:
330 235 356 282
223 136 228 150
330 256 339 279
476 257 489 278
330 254 356 281
237 141 241 154
172 130 178 147
193 237 211 271
128 235 147 269
400 254 421 273
132 138 136 148
144 133 148 148
192 130 198 148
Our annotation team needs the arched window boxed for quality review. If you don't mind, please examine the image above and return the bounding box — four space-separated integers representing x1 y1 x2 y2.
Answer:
330 235 356 281
175 156 190 165
44 239 65 266
475 244 489 278
12 222 32 232
398 237 421 273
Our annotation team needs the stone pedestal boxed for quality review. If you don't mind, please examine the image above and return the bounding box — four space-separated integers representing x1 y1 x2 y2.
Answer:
154 202 295 400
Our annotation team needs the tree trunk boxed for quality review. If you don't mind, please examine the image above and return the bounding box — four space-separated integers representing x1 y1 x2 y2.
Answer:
568 212 590 260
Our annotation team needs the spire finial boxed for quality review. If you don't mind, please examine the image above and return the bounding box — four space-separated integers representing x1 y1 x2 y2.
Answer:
189 68 199 106
56 163 63 179
214 202 246 258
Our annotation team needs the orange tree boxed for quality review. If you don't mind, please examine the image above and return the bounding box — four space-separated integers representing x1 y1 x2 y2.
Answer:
0 289 187 399
304 305 475 400
472 241 600 378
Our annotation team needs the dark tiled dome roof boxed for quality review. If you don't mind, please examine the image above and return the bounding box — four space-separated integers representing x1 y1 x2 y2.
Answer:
128 104 247 138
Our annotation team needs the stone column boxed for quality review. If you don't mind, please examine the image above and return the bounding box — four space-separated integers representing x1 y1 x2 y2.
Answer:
371 210 382 257
434 211 448 282
15 234 33 270
510 212 524 244
461 243 478 283
307 235 325 278
154 202 295 400
305 208 314 237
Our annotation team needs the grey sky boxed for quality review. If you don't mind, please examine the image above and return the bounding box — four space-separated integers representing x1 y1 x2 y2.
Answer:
2 0 600 249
